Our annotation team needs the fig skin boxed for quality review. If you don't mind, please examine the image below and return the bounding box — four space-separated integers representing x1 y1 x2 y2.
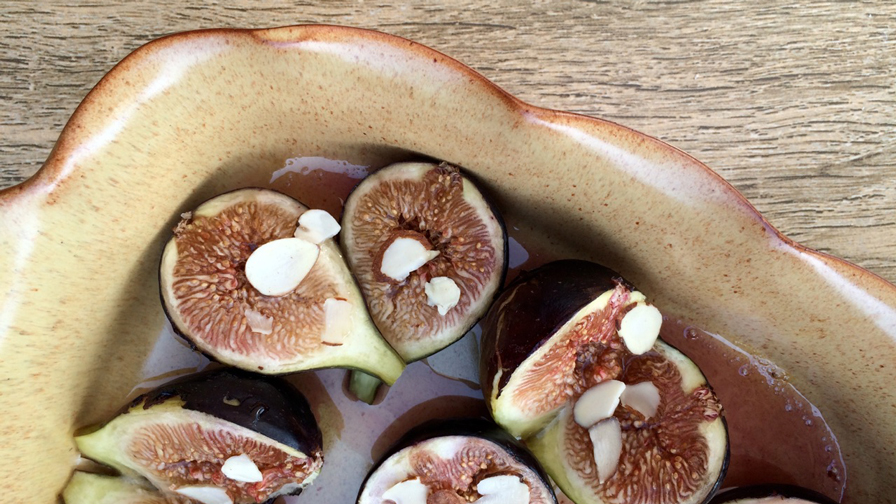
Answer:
380 417 552 483
479 259 628 408
75 368 323 503
125 368 322 457
357 417 557 504
709 485 838 504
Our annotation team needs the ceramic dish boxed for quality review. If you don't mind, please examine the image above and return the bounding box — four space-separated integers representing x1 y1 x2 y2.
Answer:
0 25 893 503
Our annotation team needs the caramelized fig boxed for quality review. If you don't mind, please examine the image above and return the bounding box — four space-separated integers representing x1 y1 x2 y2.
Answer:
63 473 189 504
357 418 556 504
480 260 728 504
341 162 507 363
159 188 404 383
75 369 323 504
710 485 838 504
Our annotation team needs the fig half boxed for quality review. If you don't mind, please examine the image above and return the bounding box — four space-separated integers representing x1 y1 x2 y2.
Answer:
357 418 557 504
480 260 729 504
709 485 838 504
63 473 190 504
159 188 404 383
74 369 324 504
341 162 507 362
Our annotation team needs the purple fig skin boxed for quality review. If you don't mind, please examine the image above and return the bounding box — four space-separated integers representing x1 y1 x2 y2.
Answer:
709 485 838 504
125 368 322 459
479 259 630 406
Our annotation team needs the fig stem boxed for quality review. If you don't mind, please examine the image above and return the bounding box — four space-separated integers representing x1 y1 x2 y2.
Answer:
349 370 383 404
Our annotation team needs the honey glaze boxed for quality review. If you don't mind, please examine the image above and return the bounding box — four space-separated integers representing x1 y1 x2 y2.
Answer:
129 158 847 504
267 156 370 216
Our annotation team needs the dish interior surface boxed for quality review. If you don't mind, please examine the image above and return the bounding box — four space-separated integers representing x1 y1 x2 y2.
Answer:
0 26 894 503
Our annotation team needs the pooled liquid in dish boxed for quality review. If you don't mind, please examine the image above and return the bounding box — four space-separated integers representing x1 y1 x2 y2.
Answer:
135 156 846 503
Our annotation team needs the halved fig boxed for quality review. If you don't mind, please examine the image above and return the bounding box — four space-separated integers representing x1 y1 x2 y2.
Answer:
75 369 324 504
341 162 507 362
63 473 189 504
480 260 729 504
709 485 838 504
159 188 404 383
357 418 556 504
526 340 729 504
481 260 635 438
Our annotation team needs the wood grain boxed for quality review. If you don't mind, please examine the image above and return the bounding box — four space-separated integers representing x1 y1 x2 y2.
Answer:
2 0 894 283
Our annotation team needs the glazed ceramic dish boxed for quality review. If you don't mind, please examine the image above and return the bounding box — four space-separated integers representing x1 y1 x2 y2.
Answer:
0 26 893 503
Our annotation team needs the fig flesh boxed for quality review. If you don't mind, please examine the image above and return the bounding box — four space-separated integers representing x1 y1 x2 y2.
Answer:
341 162 507 363
63 473 190 504
709 485 838 504
357 418 556 504
480 260 632 438
480 260 729 504
526 340 729 504
159 188 404 383
75 369 323 504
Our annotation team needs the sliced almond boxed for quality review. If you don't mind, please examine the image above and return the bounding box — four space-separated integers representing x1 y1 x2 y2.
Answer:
380 236 439 282
220 453 263 483
294 209 341 244
476 474 530 504
174 486 233 504
322 298 353 345
244 238 320 296
589 417 623 484
620 381 661 419
244 308 273 335
573 379 626 428
382 478 429 504
618 303 662 355
424 276 461 315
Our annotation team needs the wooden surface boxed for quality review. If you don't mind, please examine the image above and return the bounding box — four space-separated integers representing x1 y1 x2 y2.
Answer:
1 1 894 283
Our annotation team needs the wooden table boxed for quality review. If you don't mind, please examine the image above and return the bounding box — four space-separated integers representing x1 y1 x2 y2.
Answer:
2 1 894 284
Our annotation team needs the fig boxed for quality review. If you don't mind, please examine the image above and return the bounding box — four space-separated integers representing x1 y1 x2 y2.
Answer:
480 260 729 504
159 188 404 383
341 161 507 363
74 369 324 504
63 473 188 504
709 485 838 504
357 418 556 504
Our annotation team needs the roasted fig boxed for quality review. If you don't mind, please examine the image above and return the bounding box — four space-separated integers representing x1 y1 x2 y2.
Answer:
159 188 404 383
709 485 838 504
63 473 191 504
480 260 729 504
341 162 507 363
357 418 556 504
75 369 324 504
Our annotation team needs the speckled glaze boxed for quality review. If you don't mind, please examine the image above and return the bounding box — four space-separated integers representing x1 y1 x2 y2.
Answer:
0 26 893 503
